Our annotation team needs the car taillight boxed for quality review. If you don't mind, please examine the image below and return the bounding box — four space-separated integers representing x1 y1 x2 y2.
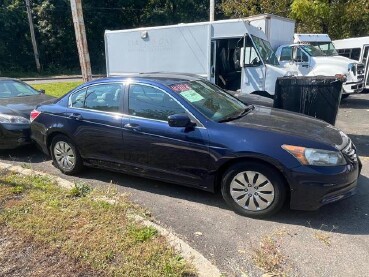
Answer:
30 109 41 122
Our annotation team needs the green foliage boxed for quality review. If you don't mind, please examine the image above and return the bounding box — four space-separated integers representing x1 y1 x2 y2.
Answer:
128 225 158 243
69 183 92 198
220 0 369 39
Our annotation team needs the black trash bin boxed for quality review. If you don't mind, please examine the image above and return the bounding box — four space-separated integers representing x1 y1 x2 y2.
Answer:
273 76 343 125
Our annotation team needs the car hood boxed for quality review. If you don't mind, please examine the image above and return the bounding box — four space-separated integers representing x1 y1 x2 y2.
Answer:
0 94 55 118
226 106 345 148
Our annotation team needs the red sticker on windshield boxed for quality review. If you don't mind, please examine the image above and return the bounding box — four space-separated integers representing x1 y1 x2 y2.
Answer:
170 83 191 92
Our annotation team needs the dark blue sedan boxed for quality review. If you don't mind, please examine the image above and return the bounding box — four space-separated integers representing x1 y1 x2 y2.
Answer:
30 74 361 217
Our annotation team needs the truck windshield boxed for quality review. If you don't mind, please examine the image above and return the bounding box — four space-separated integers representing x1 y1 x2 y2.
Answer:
169 80 248 122
251 35 279 66
309 42 338 56
300 45 326 57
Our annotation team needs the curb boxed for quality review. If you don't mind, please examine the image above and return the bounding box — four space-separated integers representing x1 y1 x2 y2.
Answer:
20 74 105 82
0 161 222 277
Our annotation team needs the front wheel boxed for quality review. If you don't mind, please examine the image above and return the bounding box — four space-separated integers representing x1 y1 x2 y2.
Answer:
50 135 83 175
221 162 286 218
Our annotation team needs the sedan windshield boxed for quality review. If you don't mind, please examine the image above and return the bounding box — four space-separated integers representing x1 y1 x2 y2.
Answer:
170 81 249 122
300 45 326 57
0 80 40 99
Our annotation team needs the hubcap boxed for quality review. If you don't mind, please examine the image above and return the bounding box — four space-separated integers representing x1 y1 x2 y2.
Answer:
54 141 75 171
230 171 275 211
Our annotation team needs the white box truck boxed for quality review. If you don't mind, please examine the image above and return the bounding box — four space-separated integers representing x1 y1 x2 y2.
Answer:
247 14 365 97
333 36 369 90
105 19 289 97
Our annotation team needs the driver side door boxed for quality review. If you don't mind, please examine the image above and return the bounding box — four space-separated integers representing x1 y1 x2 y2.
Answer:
121 83 211 188
241 34 265 94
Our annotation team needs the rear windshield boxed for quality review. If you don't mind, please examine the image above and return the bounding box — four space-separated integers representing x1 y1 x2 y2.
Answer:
0 80 40 98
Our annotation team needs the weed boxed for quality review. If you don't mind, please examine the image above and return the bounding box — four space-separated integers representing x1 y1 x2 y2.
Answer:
252 236 286 276
69 183 91 198
128 224 158 243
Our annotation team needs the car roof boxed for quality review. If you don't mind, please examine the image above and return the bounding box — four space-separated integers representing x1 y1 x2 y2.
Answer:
84 73 204 87
0 77 20 81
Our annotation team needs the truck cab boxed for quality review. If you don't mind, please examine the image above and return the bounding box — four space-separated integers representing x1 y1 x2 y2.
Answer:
278 34 365 96
275 42 364 97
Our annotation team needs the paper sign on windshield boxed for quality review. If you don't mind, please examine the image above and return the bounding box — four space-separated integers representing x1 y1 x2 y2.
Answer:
180 90 204 102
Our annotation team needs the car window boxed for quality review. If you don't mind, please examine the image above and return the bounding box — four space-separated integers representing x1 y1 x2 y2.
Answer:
128 84 185 121
280 46 292 61
0 80 39 98
69 84 123 112
69 88 87 108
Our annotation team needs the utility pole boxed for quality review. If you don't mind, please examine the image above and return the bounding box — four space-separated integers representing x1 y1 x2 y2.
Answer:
25 0 41 72
210 0 215 22
70 0 92 82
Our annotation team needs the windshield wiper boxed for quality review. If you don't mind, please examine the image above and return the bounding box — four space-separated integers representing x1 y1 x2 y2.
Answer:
218 105 255 123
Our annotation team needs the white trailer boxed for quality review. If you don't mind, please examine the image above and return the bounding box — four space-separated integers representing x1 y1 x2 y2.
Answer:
247 14 295 50
105 19 289 96
333 36 369 89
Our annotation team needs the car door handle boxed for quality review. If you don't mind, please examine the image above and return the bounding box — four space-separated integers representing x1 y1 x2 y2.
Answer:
69 113 83 120
124 123 141 131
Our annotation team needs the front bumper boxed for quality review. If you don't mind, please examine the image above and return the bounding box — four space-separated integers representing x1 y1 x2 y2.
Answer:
288 158 361 211
0 123 32 149
342 81 364 94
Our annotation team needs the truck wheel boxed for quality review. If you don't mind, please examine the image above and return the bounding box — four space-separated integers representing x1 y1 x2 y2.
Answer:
50 135 83 175
221 161 286 218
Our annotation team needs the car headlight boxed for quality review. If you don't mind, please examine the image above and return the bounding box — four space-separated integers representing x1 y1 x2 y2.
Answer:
282 145 346 166
0 114 30 124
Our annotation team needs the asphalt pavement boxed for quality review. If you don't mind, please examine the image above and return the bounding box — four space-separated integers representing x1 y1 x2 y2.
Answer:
1 93 368 276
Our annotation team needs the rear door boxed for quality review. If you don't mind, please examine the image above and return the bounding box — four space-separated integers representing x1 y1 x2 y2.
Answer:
121 82 210 187
65 83 125 163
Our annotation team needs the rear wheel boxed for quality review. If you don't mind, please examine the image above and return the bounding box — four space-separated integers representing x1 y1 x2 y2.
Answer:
50 135 83 175
221 162 286 218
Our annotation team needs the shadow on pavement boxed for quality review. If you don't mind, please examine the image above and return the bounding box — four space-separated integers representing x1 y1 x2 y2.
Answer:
78 166 369 236
0 145 49 164
340 95 369 109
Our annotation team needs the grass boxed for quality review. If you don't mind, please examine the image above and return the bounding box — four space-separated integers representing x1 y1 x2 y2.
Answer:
0 170 195 277
32 81 83 98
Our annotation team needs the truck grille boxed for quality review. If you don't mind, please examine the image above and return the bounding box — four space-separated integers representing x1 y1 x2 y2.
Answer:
356 64 365 80
342 139 358 163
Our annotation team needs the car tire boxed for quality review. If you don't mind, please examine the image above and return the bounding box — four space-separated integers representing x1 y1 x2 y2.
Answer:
50 135 83 175
341 94 350 100
221 161 286 218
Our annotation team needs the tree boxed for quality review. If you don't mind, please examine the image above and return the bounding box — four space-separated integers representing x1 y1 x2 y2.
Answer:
220 0 292 18
290 0 369 39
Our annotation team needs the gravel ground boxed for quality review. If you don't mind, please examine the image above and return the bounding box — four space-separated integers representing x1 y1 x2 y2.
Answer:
0 93 368 276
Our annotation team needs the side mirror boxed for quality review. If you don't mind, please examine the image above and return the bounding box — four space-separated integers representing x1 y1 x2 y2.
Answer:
168 114 195 128
39 89 45 94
